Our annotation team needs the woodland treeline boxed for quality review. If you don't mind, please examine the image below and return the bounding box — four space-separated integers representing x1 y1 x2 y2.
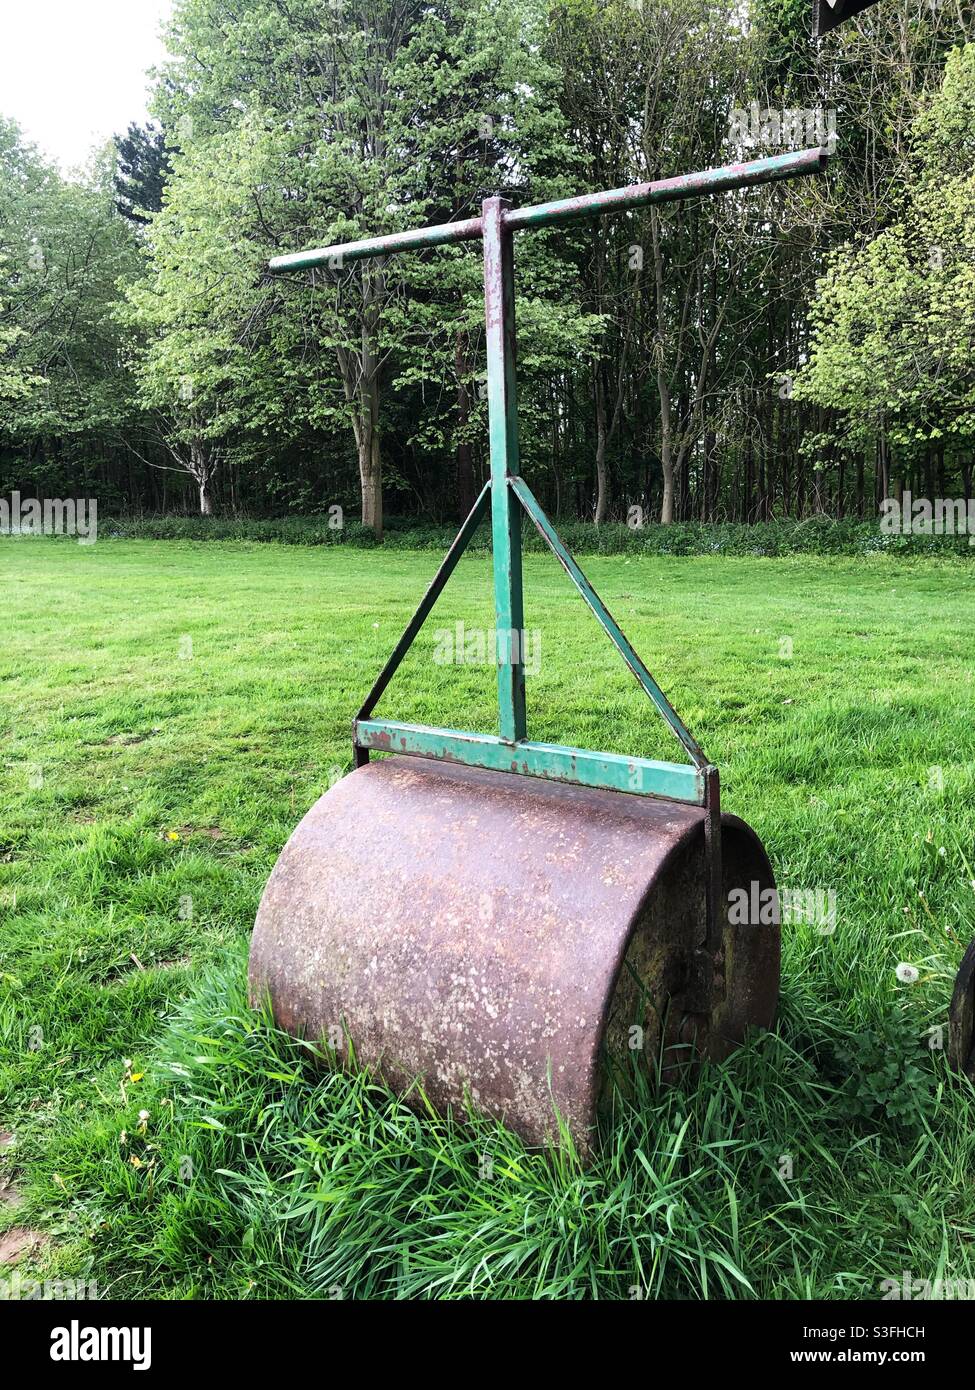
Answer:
2 0 975 536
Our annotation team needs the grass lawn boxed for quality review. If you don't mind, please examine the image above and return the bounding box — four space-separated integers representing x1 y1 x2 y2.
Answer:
1 537 974 1299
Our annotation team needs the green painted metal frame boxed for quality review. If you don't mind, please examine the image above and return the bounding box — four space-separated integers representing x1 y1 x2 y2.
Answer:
270 147 829 815
355 719 704 802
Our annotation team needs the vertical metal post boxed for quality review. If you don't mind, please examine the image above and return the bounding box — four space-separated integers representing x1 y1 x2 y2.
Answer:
703 767 723 960
482 197 526 744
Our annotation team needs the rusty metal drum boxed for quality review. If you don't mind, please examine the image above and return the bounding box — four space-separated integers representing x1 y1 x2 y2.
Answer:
249 756 779 1156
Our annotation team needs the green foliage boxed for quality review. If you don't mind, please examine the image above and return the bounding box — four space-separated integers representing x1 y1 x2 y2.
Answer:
0 262 44 406
119 114 284 446
121 0 595 521
3 4 975 521
797 44 975 470
113 123 171 226
829 1014 938 1132
94 512 975 557
0 118 143 493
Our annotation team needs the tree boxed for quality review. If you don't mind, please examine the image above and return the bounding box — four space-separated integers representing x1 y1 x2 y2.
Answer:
795 44 975 506
135 0 594 533
0 259 44 406
0 119 142 500
550 0 798 523
5 1 975 523
113 122 172 225
119 116 280 515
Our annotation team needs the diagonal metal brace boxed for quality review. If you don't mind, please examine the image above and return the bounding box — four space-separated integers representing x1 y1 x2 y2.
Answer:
354 480 490 765
510 474 707 770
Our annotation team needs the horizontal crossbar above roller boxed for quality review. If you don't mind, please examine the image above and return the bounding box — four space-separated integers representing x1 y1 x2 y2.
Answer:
268 214 484 273
354 719 705 804
505 147 828 232
268 148 829 274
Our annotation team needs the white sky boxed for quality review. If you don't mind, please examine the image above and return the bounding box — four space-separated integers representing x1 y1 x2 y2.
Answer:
0 0 174 172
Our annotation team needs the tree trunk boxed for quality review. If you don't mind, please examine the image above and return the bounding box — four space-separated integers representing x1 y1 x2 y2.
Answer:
338 268 384 542
837 452 845 519
358 412 382 539
594 363 608 525
455 332 475 521
551 380 563 521
878 423 890 504
356 305 383 540
190 438 213 516
701 430 716 521
923 449 935 500
677 389 690 521
658 368 675 524
651 211 674 526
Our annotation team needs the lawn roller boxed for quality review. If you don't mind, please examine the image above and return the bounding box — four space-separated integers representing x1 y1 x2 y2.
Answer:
249 148 835 1156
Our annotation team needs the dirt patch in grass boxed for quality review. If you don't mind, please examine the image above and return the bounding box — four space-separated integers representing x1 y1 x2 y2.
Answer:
0 1177 22 1209
159 825 225 841
0 1228 47 1265
103 730 160 747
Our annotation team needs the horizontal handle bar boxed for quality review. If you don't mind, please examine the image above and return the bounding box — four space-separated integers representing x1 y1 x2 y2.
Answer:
355 718 705 804
506 146 829 232
268 147 829 274
269 214 483 273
